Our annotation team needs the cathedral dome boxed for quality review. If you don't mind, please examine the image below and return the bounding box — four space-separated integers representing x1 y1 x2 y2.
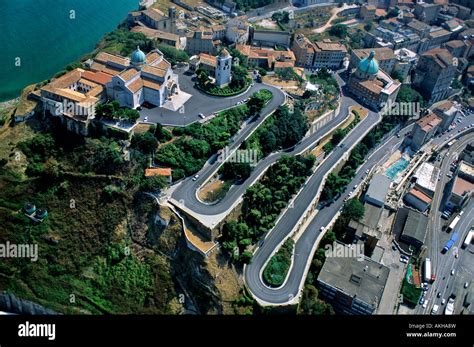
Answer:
357 50 379 75
131 46 146 65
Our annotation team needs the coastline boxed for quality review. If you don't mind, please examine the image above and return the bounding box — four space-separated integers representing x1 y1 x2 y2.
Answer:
0 98 19 110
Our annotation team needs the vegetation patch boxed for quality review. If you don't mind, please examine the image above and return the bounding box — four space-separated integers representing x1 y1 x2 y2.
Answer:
221 155 315 264
263 239 294 287
155 90 271 180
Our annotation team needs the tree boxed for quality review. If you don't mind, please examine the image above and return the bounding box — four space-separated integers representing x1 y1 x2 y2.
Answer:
156 44 189 66
329 24 348 38
222 162 252 180
386 7 400 19
396 85 424 107
139 176 167 191
302 90 316 99
197 69 210 87
131 132 158 153
331 128 346 146
391 69 404 83
230 64 249 89
240 251 253 264
87 138 125 174
342 198 365 221
364 21 373 32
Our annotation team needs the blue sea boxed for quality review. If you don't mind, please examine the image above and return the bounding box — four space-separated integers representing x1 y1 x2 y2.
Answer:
0 0 139 101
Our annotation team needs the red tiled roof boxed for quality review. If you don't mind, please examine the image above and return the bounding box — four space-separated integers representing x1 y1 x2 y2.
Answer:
145 168 172 177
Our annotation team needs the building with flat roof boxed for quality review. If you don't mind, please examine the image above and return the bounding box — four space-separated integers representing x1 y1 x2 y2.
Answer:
410 113 442 150
348 202 383 254
360 5 376 21
414 2 441 24
432 100 459 132
413 48 456 105
459 142 474 165
413 162 440 197
251 29 291 48
292 34 347 69
317 248 390 315
400 209 428 249
364 173 392 208
447 176 474 207
394 48 418 80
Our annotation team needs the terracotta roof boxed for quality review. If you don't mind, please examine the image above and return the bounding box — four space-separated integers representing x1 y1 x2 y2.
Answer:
119 68 139 82
48 69 83 88
199 53 217 67
142 78 162 91
359 79 384 94
82 70 113 85
416 113 442 132
90 61 122 76
127 78 144 93
445 40 465 49
95 52 129 67
353 47 395 61
314 40 347 52
78 78 98 88
408 188 432 204
142 65 167 78
86 85 104 97
145 168 172 177
452 176 474 196
274 61 295 69
422 48 454 69
146 51 162 64
143 8 165 22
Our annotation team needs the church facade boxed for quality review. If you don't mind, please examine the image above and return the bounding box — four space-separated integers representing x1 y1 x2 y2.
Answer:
92 47 180 109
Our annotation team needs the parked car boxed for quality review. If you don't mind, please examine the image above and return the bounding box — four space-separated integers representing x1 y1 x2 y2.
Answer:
199 113 205 119
465 282 469 288
431 304 439 314
399 257 408 264
451 269 455 276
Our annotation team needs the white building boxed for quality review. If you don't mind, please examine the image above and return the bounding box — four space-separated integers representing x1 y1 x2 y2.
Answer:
225 17 249 44
413 162 439 198
91 47 180 109
215 49 232 88
394 48 418 81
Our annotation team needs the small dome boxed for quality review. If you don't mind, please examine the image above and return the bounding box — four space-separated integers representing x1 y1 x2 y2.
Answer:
358 50 379 75
131 46 146 64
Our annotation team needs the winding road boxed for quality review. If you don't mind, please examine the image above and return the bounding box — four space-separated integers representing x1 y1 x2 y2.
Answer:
169 72 394 305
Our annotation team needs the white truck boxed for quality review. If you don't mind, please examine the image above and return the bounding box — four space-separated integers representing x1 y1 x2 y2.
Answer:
462 230 473 248
444 298 455 315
